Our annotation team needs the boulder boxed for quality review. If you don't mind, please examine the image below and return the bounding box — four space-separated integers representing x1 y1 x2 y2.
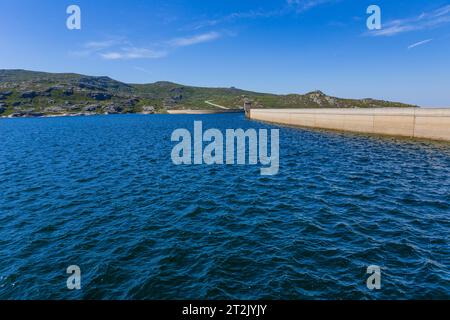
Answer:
83 104 100 112
20 91 38 99
10 111 44 118
89 92 112 101
125 98 139 106
0 91 12 100
169 87 184 101
142 106 155 114
103 104 123 114
44 106 64 113
45 85 64 93
63 104 80 111
30 112 45 117
10 112 24 117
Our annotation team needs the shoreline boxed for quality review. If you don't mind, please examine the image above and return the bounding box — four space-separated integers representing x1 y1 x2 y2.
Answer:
0 112 162 119
167 109 243 114
1 109 245 118
1 112 104 119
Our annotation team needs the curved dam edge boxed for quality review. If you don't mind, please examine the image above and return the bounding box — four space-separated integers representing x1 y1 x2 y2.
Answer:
247 108 450 142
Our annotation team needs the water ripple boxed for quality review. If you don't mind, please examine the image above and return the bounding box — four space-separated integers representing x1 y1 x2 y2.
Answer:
0 114 449 299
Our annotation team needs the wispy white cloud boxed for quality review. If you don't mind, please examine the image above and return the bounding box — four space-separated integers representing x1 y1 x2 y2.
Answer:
287 0 336 13
370 5 450 36
73 0 338 60
408 38 433 49
186 0 335 31
84 39 126 50
100 48 167 60
168 32 221 47
71 31 223 61
70 38 128 57
186 10 284 31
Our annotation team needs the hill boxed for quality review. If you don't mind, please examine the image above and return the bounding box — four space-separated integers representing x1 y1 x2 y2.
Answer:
0 69 417 117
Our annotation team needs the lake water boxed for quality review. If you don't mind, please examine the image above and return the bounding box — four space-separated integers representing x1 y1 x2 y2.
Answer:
0 113 449 299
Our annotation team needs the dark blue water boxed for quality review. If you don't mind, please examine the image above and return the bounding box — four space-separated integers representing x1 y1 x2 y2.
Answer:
0 113 449 299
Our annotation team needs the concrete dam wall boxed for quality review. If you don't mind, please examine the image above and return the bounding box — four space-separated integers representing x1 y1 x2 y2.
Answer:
168 109 243 114
248 108 450 141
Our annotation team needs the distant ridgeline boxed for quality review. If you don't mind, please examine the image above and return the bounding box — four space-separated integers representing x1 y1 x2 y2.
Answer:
0 69 417 117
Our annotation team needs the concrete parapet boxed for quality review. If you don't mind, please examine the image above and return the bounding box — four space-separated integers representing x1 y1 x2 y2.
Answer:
248 108 450 141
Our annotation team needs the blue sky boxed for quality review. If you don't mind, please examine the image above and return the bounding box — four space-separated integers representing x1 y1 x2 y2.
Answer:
1 0 450 106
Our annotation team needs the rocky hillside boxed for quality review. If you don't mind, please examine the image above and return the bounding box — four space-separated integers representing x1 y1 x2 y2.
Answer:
0 69 417 117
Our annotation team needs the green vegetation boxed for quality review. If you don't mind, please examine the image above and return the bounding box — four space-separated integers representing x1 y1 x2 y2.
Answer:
0 69 417 117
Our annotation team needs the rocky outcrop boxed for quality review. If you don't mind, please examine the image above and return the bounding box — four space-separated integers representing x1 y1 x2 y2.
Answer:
306 90 327 106
64 104 81 111
83 104 100 112
79 82 105 91
90 92 112 101
10 110 44 117
124 98 139 106
142 106 155 114
44 106 65 113
103 104 123 114
20 91 38 99
0 91 12 100
44 85 64 93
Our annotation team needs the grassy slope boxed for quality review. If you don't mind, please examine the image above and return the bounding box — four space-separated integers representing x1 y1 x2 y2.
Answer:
0 69 418 116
